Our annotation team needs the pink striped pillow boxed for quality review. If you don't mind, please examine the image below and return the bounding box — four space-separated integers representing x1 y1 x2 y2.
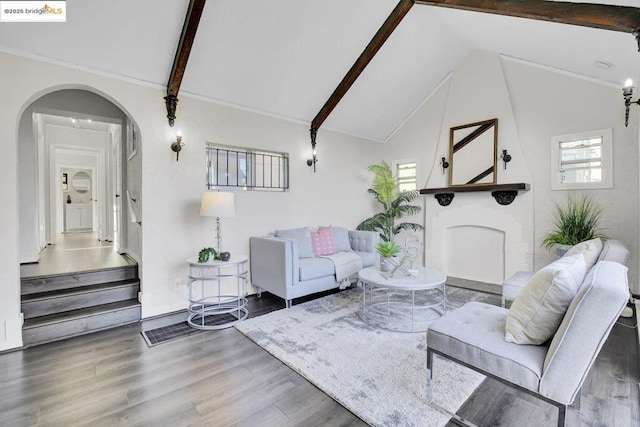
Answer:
311 228 335 256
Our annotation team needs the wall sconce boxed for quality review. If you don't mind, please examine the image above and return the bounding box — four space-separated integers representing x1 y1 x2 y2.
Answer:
171 130 184 161
500 149 512 170
623 78 640 127
306 127 318 172
440 156 449 175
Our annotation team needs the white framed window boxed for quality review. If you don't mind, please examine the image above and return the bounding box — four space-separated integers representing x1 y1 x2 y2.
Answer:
550 128 612 190
392 158 419 192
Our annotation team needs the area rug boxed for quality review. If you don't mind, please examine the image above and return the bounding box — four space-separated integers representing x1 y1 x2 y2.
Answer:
235 287 496 427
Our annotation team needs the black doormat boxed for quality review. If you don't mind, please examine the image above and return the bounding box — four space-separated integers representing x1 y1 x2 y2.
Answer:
140 313 239 347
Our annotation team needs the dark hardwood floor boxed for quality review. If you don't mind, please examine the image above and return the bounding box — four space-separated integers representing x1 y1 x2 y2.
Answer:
1 290 637 426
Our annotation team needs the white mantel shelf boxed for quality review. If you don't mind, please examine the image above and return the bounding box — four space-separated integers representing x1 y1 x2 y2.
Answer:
419 183 530 206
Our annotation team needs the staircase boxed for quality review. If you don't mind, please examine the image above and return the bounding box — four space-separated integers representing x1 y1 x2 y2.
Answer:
21 263 141 347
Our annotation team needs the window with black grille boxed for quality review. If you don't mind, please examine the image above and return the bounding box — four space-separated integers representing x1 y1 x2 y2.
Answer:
206 143 289 191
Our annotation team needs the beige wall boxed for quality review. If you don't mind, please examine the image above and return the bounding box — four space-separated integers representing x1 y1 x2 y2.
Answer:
0 52 384 350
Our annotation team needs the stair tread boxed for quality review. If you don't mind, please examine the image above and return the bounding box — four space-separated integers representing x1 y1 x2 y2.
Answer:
23 299 141 328
21 264 137 281
21 265 139 296
22 279 140 302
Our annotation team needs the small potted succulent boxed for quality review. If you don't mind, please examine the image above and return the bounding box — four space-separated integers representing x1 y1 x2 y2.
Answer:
198 247 217 263
376 240 402 272
198 247 231 263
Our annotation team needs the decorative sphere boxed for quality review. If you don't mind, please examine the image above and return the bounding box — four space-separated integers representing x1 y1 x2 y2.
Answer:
219 252 231 261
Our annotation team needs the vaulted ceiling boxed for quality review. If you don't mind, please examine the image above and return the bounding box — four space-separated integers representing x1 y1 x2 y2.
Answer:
1 0 639 142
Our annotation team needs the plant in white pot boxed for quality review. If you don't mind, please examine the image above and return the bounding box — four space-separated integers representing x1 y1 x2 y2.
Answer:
542 194 607 257
376 240 402 272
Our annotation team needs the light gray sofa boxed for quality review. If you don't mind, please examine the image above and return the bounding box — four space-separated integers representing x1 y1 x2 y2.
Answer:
250 228 379 308
426 239 630 427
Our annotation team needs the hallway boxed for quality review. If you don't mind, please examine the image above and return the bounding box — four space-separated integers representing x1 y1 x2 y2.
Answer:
20 232 136 278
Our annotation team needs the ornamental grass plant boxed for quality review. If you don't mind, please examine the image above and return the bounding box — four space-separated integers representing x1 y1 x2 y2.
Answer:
542 194 607 250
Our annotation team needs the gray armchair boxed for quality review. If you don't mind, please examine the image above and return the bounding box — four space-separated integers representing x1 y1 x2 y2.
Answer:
426 260 629 427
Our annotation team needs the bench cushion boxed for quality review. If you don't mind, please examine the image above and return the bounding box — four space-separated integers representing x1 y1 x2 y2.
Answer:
540 261 629 404
598 239 629 265
428 302 548 392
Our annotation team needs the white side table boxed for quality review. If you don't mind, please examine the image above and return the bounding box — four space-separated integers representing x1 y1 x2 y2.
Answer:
187 255 248 330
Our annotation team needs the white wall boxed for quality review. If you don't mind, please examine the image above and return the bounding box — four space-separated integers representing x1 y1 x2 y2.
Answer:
385 50 639 293
0 51 384 350
142 95 383 316
502 56 639 293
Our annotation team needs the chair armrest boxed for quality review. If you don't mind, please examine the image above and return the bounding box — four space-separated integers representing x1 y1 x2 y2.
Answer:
249 237 299 299
348 230 380 253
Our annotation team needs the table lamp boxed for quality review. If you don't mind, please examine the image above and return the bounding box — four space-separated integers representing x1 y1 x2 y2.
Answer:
200 191 235 252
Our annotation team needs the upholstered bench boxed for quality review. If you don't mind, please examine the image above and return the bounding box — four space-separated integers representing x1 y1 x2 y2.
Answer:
501 239 629 307
501 271 533 307
428 239 630 427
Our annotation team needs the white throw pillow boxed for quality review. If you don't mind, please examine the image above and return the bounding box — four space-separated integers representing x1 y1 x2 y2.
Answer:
563 238 602 271
505 254 587 345
275 227 315 258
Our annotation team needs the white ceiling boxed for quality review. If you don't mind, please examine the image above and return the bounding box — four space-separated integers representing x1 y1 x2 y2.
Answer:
39 114 112 132
1 0 639 142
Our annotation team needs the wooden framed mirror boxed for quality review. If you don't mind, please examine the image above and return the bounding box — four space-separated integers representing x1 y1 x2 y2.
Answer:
448 118 498 187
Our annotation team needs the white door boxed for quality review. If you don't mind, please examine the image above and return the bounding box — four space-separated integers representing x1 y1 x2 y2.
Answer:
113 126 124 253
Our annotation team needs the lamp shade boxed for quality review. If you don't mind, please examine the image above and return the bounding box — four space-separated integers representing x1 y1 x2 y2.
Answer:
200 191 235 218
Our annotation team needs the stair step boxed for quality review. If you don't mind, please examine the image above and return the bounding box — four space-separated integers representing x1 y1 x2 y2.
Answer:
22 300 141 347
21 280 140 319
21 265 138 295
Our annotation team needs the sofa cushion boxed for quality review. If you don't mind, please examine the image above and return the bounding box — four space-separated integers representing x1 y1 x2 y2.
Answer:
354 250 376 268
298 257 335 281
275 227 315 258
428 302 548 392
505 254 586 345
564 238 602 270
321 226 352 252
311 228 335 256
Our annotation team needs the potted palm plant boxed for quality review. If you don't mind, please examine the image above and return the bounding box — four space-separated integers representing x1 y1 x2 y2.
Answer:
542 194 607 257
357 161 423 242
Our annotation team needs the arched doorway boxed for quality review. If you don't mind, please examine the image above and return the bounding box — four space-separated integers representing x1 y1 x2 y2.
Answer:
18 87 141 267
17 87 143 346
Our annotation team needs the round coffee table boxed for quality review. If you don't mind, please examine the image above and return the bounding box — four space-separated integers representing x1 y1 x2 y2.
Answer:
358 266 447 332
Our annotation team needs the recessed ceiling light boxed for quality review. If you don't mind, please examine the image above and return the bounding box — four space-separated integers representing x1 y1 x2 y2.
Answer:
594 60 612 70
87 119 92 123
71 118 77 123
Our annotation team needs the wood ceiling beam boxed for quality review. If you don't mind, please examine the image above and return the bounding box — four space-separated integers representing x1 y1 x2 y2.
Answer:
414 0 640 47
164 0 207 127
311 0 414 131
